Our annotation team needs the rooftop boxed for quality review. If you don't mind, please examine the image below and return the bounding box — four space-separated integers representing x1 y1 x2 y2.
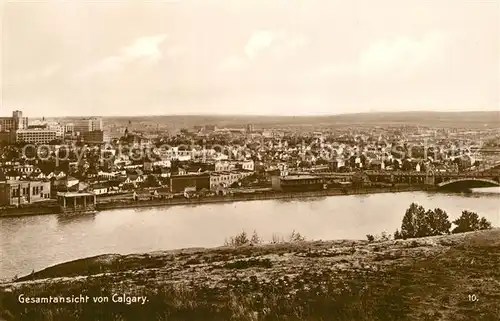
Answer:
57 192 96 197
281 175 319 181
4 180 48 184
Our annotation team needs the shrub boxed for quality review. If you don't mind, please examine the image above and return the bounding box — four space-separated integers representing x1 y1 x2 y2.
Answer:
452 211 492 234
224 231 250 247
289 230 306 243
397 203 452 239
368 232 392 242
380 232 391 241
479 217 493 230
250 230 262 245
225 231 306 246
426 208 452 236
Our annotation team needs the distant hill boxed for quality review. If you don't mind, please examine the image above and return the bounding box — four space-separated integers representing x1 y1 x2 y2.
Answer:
54 111 500 131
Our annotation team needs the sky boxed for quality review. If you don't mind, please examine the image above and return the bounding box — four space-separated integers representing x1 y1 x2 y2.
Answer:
1 0 499 117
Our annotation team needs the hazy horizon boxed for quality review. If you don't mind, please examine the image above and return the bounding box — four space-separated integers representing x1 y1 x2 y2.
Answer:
1 0 499 117
2 110 497 120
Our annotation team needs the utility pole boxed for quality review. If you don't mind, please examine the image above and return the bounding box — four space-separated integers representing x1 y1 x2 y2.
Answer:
17 184 21 206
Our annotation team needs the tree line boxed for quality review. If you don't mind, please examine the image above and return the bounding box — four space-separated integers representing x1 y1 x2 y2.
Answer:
367 203 493 242
393 203 492 239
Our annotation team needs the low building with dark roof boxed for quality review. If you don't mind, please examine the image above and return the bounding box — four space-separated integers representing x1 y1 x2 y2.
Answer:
271 175 326 192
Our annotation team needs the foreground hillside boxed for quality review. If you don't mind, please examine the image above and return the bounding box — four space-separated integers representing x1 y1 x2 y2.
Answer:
1 230 500 321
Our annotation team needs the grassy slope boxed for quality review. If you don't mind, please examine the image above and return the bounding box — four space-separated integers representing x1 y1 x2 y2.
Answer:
1 229 500 321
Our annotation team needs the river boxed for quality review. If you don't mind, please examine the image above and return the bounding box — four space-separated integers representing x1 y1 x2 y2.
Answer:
1 188 499 280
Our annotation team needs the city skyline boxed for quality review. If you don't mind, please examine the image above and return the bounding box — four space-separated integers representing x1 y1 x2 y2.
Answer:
2 0 499 117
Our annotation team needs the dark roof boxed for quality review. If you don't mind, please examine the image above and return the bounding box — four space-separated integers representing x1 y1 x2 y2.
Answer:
156 187 170 193
91 182 109 189
113 177 127 183
6 170 21 176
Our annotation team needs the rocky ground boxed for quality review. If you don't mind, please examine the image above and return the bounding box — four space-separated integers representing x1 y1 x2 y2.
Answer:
1 229 500 321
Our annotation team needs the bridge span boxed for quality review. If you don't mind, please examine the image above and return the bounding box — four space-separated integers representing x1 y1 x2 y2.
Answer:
437 178 500 189
363 170 500 189
301 167 500 189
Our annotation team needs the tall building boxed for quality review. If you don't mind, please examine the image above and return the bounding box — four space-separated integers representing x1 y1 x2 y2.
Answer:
0 131 15 144
82 130 110 144
47 123 65 137
73 117 103 134
73 119 91 134
0 110 28 132
91 118 103 131
12 110 28 129
65 123 75 133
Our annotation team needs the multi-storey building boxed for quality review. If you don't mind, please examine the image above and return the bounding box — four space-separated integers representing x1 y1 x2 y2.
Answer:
209 170 254 190
47 123 65 138
0 180 51 206
169 173 210 193
91 118 103 131
16 129 57 144
214 161 235 172
82 130 110 144
237 160 255 171
0 131 15 144
73 119 91 134
0 110 28 132
65 123 75 133
73 117 103 134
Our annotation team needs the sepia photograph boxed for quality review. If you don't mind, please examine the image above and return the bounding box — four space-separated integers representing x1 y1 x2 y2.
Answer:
0 0 499 320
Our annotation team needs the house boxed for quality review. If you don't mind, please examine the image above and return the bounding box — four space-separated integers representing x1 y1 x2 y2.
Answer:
124 174 145 186
90 183 109 195
28 171 45 180
109 177 127 192
368 159 384 170
14 165 35 175
159 168 171 178
97 171 116 180
46 170 66 180
54 176 80 189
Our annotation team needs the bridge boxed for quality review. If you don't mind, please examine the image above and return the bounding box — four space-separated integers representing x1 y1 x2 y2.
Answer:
363 170 500 189
436 178 500 189
299 161 500 189
317 169 500 189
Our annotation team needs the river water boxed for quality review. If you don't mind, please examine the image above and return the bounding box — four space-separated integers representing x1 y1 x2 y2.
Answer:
1 188 499 279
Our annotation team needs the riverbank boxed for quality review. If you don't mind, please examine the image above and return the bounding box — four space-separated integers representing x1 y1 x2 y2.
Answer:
0 205 61 217
1 229 499 321
98 185 435 211
0 185 435 217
